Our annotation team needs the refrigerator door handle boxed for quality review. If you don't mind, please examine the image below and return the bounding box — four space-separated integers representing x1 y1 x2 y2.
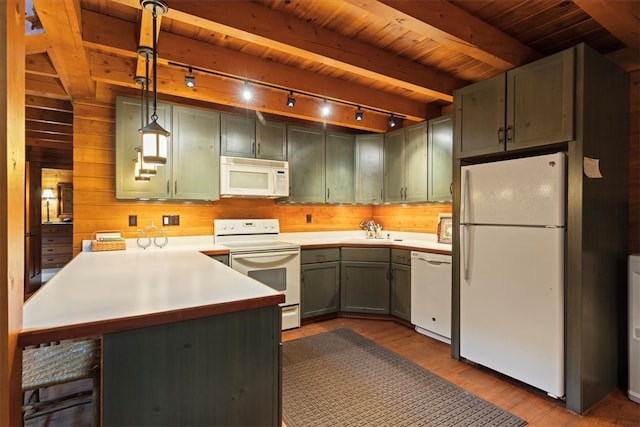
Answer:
461 169 469 224
461 224 470 280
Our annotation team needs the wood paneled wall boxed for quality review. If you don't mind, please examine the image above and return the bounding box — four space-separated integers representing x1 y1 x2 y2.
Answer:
629 69 639 254
72 97 451 255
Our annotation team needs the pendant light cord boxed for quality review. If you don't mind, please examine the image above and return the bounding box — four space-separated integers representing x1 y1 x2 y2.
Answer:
151 6 159 122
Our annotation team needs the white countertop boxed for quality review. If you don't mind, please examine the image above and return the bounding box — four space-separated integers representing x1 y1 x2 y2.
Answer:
280 230 452 253
21 249 282 345
80 231 452 254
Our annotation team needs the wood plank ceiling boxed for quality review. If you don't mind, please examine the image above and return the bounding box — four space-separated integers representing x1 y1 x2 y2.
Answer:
24 0 639 169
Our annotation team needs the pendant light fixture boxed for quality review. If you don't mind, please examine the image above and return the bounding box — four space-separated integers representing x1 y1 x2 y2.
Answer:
139 0 169 165
133 59 156 179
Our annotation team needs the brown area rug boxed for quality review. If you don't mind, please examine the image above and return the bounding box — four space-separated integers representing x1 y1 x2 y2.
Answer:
282 328 527 427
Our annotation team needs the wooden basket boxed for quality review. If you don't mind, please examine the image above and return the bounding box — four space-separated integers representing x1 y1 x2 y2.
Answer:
91 231 126 252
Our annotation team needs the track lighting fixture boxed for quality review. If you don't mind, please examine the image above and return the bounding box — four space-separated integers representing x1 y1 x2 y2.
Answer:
388 114 398 128
287 92 296 108
139 0 169 165
185 67 195 88
167 61 406 126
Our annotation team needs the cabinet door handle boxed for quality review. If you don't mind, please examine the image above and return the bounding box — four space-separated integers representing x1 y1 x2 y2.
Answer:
166 180 170 194
257 142 261 155
327 188 330 200
174 180 178 194
449 182 453 195
498 126 504 144
506 125 513 144
252 141 256 154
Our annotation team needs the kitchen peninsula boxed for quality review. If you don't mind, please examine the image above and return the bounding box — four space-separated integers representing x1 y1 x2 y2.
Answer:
20 249 284 426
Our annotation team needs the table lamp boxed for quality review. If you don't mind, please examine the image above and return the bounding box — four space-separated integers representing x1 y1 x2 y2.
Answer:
42 188 55 223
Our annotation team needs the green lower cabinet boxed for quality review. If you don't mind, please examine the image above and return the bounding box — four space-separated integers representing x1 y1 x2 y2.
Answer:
390 249 411 321
390 263 411 321
301 248 340 319
301 261 340 318
340 248 390 314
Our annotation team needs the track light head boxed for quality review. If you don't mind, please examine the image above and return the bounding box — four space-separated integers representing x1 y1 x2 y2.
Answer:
355 107 363 121
320 99 330 118
185 68 195 88
242 81 252 101
287 92 296 108
388 115 398 128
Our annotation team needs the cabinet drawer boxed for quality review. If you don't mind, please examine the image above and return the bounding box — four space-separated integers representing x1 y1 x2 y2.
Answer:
391 249 411 265
42 244 72 256
42 253 72 268
341 247 389 262
301 248 340 264
42 235 72 245
42 224 72 235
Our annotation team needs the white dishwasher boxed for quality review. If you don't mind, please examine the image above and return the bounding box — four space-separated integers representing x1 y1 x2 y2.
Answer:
410 251 452 344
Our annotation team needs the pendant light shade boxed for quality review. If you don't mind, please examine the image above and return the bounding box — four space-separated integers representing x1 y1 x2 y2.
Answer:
139 0 169 165
134 147 153 181
140 120 169 164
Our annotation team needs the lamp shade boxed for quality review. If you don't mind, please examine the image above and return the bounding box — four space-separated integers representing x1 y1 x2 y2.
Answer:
42 188 55 199
139 119 170 165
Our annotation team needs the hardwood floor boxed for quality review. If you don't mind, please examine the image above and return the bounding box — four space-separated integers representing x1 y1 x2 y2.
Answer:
24 317 639 426
283 318 640 427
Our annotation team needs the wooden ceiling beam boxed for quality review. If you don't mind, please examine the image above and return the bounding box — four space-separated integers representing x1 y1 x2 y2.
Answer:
573 0 639 50
345 0 541 70
25 74 69 100
82 10 430 122
26 53 57 77
25 33 50 55
32 0 95 98
112 0 463 102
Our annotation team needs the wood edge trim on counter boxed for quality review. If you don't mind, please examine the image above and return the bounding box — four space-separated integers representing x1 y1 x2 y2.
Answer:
199 249 230 256
18 294 284 347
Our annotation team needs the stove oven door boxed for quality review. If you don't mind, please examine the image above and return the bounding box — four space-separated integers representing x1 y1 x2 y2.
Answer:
230 249 300 330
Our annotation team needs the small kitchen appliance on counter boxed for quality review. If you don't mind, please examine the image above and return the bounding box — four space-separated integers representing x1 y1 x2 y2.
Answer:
214 219 300 330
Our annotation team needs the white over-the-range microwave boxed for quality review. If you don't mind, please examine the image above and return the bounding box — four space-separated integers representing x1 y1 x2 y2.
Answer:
219 155 289 198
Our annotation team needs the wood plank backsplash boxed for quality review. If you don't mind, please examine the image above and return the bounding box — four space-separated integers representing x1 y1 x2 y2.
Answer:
72 97 451 255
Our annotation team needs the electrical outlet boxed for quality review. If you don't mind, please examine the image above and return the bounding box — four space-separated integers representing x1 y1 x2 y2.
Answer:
170 215 180 226
306 214 312 223
162 215 170 226
128 215 137 227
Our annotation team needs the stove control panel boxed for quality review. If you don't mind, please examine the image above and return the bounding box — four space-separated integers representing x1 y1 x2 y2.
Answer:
214 219 280 236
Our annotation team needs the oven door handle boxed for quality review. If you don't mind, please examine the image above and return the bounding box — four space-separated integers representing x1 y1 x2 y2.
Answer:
231 250 300 260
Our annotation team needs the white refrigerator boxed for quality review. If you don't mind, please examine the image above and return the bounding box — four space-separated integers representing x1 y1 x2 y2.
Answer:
459 152 565 399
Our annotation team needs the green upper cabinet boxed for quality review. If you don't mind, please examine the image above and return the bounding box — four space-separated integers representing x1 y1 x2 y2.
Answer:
454 48 575 159
115 96 172 199
220 114 256 158
171 106 220 200
287 125 325 203
384 128 404 202
115 96 220 201
355 133 384 204
325 132 355 204
428 114 453 202
255 120 287 160
384 122 428 203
